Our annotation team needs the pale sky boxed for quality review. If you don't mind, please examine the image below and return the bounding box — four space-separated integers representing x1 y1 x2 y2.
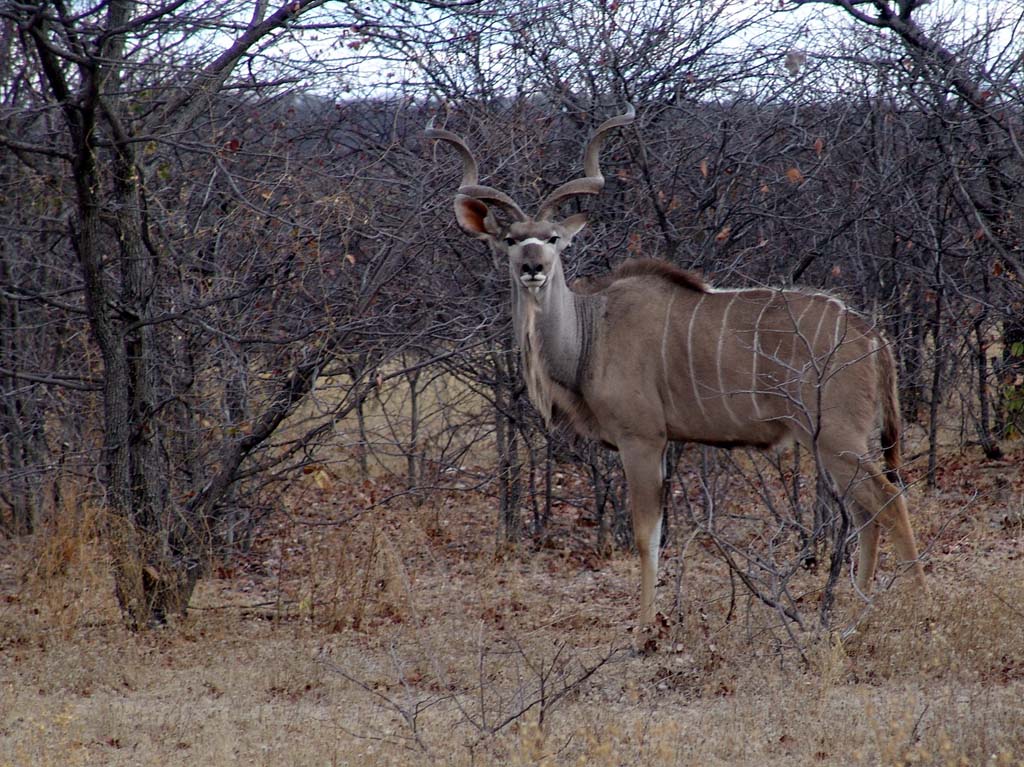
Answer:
270 0 1023 97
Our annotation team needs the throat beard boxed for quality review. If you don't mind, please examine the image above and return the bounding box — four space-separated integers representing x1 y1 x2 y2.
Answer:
518 299 553 425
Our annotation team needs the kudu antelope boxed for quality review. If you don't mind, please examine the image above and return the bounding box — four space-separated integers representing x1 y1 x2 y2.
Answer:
427 106 925 625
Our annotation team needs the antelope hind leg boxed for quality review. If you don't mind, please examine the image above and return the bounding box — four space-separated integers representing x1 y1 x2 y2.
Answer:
875 480 926 589
828 454 926 592
619 439 667 625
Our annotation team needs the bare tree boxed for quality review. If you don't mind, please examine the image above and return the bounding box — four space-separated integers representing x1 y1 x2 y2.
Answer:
0 1 443 626
787 0 1024 454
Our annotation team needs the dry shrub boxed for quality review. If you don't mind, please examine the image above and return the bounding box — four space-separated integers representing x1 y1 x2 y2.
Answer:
844 559 1024 684
15 494 116 637
294 500 426 633
3 456 1023 767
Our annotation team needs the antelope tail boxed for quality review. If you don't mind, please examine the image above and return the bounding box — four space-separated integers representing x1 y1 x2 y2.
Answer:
878 340 902 485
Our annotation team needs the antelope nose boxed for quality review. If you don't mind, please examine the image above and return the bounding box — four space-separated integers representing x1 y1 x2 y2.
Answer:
521 263 543 277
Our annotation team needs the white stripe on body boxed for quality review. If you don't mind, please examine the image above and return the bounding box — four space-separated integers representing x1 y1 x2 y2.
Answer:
687 294 709 422
751 299 772 419
830 297 846 350
704 285 771 294
661 292 677 414
789 296 821 372
717 293 743 426
810 299 830 354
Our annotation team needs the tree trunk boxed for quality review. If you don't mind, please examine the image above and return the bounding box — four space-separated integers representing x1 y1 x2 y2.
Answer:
926 289 944 489
355 395 370 481
0 261 36 534
493 347 523 543
28 1 197 627
973 318 1003 459
406 366 421 492
539 436 553 537
589 448 611 553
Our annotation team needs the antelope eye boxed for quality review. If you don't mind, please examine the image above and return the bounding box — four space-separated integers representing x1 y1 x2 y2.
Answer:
547 236 560 244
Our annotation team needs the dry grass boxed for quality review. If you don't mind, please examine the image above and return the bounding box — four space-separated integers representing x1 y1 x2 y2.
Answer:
280 367 496 481
2 448 1023 766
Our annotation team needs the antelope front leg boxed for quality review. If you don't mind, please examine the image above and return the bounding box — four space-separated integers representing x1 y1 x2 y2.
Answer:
620 439 667 626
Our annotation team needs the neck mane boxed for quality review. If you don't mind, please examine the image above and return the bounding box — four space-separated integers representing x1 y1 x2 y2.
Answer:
573 258 709 294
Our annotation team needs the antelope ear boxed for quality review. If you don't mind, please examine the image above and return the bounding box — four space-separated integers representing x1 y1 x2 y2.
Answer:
560 213 588 239
455 195 499 240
